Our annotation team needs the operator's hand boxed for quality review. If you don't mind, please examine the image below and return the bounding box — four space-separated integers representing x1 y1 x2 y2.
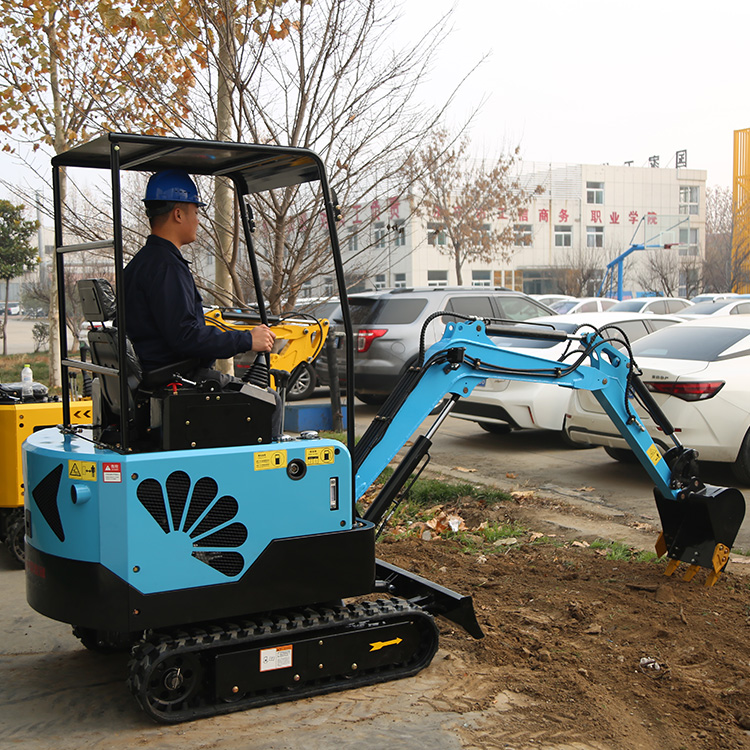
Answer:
251 324 276 352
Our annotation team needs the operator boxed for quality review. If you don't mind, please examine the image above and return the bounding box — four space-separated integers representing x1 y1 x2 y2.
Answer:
124 169 282 433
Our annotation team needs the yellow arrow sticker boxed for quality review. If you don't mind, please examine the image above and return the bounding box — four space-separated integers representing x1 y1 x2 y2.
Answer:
68 460 97 482
369 637 403 652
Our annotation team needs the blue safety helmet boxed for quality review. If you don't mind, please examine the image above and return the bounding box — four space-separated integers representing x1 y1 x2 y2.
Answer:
143 170 206 206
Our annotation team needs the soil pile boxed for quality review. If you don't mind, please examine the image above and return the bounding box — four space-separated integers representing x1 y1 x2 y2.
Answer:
377 494 750 750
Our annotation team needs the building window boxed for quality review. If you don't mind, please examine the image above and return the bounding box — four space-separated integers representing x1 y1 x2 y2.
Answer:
679 186 699 215
471 269 491 287
586 226 604 248
374 221 387 248
554 225 573 247
374 274 386 290
427 270 448 287
394 272 407 288
427 223 446 246
586 181 604 204
347 231 358 253
513 224 532 246
324 277 334 296
392 219 406 246
299 280 313 298
679 227 699 256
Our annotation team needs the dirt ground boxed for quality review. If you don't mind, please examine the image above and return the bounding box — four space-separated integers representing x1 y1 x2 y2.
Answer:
3 485 750 750
375 488 750 750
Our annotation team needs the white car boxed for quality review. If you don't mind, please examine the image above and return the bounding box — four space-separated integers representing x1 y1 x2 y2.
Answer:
548 297 617 314
564 317 750 482
608 297 692 315
690 293 739 304
677 298 750 319
450 312 682 442
530 294 575 307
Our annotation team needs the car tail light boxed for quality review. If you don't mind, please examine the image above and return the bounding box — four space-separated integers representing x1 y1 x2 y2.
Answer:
357 328 387 353
645 381 725 402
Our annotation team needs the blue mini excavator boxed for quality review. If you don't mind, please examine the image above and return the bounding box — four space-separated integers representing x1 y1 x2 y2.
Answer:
23 135 745 723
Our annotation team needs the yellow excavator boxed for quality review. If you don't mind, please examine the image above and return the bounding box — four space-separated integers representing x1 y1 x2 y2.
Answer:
204 307 329 399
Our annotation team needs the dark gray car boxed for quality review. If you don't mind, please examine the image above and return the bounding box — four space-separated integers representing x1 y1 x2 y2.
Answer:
316 287 554 404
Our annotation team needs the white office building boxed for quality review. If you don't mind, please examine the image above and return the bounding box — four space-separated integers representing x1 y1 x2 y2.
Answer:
336 162 706 300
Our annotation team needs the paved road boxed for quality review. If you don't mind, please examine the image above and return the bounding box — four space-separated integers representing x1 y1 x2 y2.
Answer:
348 399 750 552
2 317 44 355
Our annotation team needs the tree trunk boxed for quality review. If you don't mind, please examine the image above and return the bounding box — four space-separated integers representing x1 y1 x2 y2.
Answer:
454 243 463 286
3 278 8 356
213 9 235 376
46 12 63 387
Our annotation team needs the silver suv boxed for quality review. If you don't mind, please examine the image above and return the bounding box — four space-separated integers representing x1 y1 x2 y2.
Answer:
316 287 554 404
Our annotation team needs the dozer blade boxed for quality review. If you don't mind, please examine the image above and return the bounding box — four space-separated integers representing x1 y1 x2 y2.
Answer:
654 484 745 586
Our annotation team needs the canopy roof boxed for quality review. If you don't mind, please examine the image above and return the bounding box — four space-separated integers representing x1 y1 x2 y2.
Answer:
51 133 324 194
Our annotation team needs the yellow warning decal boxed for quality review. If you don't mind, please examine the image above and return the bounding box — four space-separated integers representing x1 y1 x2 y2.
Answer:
647 444 662 465
254 449 288 471
370 637 403 652
68 460 97 482
305 447 335 465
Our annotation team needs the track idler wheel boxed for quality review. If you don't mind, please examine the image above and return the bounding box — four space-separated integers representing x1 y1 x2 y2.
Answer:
654 484 746 586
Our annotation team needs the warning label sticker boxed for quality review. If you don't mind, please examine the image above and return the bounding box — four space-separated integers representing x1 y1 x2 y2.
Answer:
647 444 662 465
259 644 293 672
68 460 97 482
305 447 335 465
102 462 122 483
254 449 288 471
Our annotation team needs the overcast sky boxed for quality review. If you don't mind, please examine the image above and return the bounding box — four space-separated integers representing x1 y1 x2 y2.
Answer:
399 0 748 187
2 0 746 200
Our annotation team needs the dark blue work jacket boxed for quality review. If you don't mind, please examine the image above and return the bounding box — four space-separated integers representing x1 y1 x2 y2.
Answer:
123 235 255 372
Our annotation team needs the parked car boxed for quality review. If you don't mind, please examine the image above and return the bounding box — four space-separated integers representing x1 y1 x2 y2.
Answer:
676 298 750 319
548 297 617 314
690 293 739 304
450 311 683 441
607 297 692 315
564 317 750 482
531 294 575 307
316 287 555 404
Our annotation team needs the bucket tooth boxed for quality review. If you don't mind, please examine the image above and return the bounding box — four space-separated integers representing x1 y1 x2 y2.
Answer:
655 532 667 558
704 543 732 588
664 558 680 577
682 565 700 582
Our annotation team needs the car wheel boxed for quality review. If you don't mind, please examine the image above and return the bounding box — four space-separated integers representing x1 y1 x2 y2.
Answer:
287 363 317 401
355 392 387 405
732 429 750 485
604 446 639 463
478 421 511 435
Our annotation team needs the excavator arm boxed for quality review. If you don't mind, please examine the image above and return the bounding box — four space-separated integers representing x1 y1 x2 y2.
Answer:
353 317 745 587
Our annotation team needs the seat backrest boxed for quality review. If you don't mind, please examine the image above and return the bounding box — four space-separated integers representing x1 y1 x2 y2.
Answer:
77 279 142 419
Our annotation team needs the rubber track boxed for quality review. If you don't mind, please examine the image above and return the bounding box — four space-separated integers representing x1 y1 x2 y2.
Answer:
127 598 438 724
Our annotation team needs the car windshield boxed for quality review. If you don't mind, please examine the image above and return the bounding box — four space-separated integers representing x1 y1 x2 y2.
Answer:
549 300 578 313
349 297 428 326
608 300 645 312
632 325 750 361
684 301 733 315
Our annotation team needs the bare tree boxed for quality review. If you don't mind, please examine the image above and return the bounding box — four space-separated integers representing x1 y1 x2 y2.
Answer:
703 185 750 292
407 128 539 285
635 246 701 298
554 245 606 297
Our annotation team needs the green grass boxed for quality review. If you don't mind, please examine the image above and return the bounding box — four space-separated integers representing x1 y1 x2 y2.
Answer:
590 538 659 563
0 352 51 385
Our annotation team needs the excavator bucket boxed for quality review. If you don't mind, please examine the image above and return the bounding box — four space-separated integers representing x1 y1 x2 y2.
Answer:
654 484 746 586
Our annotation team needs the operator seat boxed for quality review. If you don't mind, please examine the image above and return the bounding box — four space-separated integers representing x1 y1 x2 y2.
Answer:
77 278 275 451
77 278 198 446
